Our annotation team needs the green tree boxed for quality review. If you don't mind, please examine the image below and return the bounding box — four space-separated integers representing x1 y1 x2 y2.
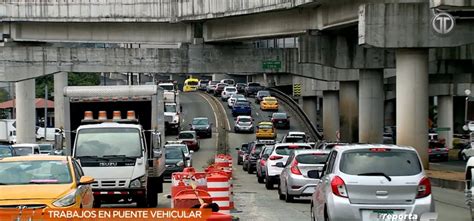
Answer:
36 73 101 99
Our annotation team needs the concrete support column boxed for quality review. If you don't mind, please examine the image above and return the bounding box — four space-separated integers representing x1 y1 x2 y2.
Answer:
54 72 68 129
438 95 453 149
302 97 318 124
15 79 36 143
396 49 429 168
339 81 359 143
359 69 384 143
323 91 340 141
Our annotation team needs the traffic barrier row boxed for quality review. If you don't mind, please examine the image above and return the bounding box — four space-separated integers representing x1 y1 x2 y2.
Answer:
169 154 234 221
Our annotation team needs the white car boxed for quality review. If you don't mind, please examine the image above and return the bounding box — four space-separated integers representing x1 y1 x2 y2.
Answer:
227 94 245 108
12 143 41 156
36 127 63 141
221 86 238 101
264 143 312 189
220 79 235 86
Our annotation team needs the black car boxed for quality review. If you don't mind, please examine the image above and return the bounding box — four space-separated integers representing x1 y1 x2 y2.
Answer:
163 148 186 179
213 83 228 97
245 82 265 97
236 83 246 94
270 112 290 129
243 141 266 174
255 90 271 104
0 145 15 157
190 117 212 138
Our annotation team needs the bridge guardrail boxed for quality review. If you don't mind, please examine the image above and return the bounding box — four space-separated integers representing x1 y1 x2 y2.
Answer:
267 87 323 142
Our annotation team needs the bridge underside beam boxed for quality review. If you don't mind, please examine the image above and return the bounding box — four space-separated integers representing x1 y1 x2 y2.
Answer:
4 22 192 44
0 45 360 82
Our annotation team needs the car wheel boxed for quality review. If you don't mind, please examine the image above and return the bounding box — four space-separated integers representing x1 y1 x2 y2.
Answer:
463 153 469 161
278 183 285 200
285 187 293 203
243 162 248 171
238 158 242 165
257 174 264 184
248 167 254 174
265 175 273 190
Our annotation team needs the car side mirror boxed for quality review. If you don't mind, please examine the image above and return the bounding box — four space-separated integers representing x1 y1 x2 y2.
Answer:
307 170 321 179
79 176 95 185
190 150 194 154
275 162 285 168
235 147 240 151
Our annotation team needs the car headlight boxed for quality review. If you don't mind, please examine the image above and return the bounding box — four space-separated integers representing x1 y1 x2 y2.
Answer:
173 115 179 123
176 161 185 167
52 190 77 207
130 176 146 188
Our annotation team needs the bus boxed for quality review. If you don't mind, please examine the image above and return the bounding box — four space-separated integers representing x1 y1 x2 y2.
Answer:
183 77 199 92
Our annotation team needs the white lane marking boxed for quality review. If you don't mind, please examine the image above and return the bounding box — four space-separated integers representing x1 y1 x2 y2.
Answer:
214 99 231 130
197 93 219 148
256 112 259 116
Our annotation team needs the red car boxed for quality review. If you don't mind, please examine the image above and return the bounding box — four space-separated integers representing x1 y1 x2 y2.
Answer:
178 131 200 151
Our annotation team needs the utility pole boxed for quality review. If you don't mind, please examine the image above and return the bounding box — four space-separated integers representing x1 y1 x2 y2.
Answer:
44 84 48 140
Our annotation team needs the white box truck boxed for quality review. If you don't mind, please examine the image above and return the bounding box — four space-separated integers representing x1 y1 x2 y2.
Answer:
60 85 166 208
0 119 16 144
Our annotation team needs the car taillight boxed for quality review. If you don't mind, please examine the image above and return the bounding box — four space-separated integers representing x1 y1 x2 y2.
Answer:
260 159 266 166
331 176 348 198
428 149 432 153
369 148 389 152
269 155 283 160
416 177 432 198
290 160 302 175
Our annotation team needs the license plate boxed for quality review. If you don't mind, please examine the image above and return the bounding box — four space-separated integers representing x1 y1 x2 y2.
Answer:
278 121 283 123
361 210 405 221
303 187 315 194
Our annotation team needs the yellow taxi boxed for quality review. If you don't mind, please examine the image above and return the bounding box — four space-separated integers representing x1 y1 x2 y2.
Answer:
256 121 276 139
0 155 95 209
183 77 199 92
260 96 279 111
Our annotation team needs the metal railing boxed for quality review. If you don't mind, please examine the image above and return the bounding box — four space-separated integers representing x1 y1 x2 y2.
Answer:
267 87 323 141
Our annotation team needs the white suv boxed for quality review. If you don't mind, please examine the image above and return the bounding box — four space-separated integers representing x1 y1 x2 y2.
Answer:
264 143 312 189
221 86 238 101
311 144 435 221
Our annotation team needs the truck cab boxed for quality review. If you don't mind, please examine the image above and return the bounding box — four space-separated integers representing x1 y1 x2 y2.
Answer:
164 103 180 134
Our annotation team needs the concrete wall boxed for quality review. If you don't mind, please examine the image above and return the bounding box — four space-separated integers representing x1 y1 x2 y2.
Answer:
1 0 316 22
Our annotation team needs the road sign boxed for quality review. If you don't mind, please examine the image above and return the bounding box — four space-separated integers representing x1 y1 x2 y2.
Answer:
262 60 281 70
293 83 301 97
436 127 451 132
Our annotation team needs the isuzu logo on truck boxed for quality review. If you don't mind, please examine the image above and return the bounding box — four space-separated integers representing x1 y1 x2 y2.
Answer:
100 162 118 167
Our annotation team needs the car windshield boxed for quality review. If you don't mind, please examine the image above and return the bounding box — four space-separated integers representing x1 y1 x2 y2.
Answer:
429 142 445 149
264 97 276 102
179 133 195 139
0 147 13 157
258 91 270 96
235 102 249 107
273 113 287 119
13 146 33 156
187 81 199 86
0 160 72 185
296 153 329 164
226 88 237 92
159 85 174 91
258 124 273 129
275 145 311 155
192 118 209 125
340 149 422 176
165 148 183 160
200 80 209 84
253 145 264 155
165 104 177 113
168 145 189 154
248 83 261 87
75 128 142 157
39 144 52 152
238 118 252 123
285 136 305 143
223 80 235 85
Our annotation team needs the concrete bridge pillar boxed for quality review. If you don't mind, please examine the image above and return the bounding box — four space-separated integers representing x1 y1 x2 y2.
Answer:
302 96 318 126
323 91 340 141
396 49 429 168
54 72 68 129
359 69 384 143
339 81 359 143
15 79 36 143
438 95 453 149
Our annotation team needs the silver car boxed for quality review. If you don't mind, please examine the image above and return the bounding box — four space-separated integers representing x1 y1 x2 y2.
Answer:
311 144 435 221
234 116 254 133
278 149 330 202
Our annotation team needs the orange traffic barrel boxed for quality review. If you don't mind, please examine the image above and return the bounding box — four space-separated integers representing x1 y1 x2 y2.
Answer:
207 171 231 214
173 189 212 208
